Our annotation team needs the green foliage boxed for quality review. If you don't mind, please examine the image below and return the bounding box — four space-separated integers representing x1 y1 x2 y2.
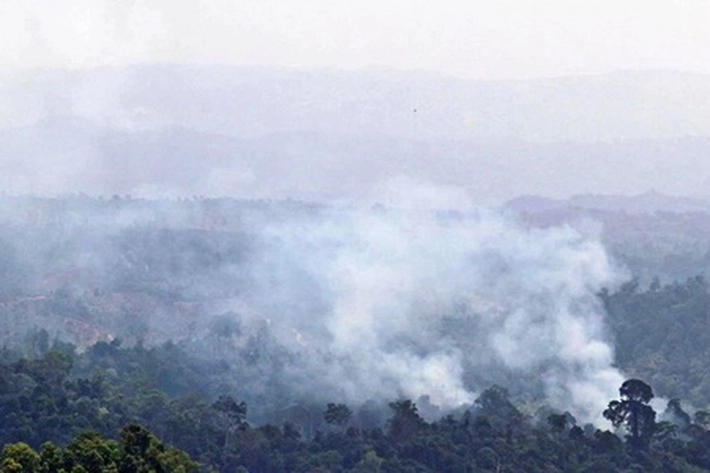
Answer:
6 274 710 471
602 275 710 407
1 443 40 473
0 426 196 473
3 376 710 472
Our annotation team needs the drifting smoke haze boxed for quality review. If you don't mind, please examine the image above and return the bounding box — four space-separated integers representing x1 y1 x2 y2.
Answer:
4 0 708 434
0 183 627 425
0 61 679 429
232 179 627 423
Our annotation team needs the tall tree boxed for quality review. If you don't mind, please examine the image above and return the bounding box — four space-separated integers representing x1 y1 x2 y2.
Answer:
387 400 424 443
603 379 656 448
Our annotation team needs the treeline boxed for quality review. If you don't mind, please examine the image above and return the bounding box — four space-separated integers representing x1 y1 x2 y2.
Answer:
4 345 710 472
1 425 197 472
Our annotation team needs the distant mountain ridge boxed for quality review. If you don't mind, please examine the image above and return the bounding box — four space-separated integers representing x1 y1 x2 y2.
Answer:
506 191 710 214
3 65 710 142
1 65 709 203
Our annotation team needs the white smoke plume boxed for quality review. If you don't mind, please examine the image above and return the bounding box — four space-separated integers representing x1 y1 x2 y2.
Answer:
241 180 626 423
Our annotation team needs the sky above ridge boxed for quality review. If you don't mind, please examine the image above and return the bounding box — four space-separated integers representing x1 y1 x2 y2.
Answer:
2 0 709 79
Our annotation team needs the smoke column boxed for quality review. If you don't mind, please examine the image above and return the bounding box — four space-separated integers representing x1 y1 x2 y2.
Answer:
241 181 625 423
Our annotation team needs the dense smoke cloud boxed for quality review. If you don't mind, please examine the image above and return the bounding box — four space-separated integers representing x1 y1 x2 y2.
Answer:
236 181 626 423
0 176 627 424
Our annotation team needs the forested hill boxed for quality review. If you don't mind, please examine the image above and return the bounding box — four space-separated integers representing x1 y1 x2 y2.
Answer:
2 343 710 472
602 275 710 406
508 191 710 283
2 195 710 404
2 196 710 470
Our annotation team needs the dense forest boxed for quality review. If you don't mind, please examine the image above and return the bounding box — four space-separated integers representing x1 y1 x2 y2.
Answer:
2 340 710 472
3 196 710 471
2 341 710 472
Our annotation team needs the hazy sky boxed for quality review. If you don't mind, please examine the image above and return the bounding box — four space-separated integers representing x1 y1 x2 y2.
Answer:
2 0 709 79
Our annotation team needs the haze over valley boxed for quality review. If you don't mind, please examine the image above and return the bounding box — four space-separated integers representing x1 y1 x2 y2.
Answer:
2 1 710 471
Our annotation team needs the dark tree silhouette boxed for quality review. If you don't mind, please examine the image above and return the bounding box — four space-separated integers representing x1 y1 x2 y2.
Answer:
603 378 656 448
324 403 352 428
387 400 424 442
